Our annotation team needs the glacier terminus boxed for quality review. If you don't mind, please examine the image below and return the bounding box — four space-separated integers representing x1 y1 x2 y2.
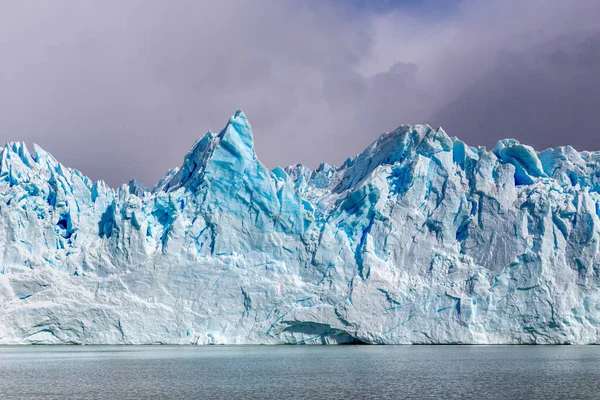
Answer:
1 111 599 344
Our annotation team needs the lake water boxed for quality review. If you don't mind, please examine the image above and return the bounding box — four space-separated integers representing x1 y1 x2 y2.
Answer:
0 345 599 399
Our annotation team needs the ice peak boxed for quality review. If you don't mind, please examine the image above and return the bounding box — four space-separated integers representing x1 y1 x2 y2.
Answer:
156 110 258 193
159 130 215 192
2 141 35 169
32 143 60 170
328 124 453 193
233 109 247 120
218 109 256 161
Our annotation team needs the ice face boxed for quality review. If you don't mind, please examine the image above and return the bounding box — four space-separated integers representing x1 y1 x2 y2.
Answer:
0 111 600 344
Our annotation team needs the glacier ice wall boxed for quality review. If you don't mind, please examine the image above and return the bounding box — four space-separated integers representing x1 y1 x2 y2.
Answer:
1 110 599 344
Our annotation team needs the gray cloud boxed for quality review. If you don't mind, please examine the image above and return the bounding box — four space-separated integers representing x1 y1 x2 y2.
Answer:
432 31 600 152
1 0 599 187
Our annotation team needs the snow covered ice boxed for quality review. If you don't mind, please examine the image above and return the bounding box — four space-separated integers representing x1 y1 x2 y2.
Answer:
1 110 599 344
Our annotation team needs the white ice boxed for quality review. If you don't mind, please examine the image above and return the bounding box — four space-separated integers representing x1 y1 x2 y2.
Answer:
0 111 599 344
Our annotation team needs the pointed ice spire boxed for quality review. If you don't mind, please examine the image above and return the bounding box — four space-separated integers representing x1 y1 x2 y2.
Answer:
0 142 36 183
215 109 257 162
1 142 35 169
159 131 216 192
158 110 260 193
33 143 60 170
152 167 180 193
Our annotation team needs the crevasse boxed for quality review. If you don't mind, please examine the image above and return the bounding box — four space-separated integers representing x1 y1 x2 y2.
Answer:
0 110 599 344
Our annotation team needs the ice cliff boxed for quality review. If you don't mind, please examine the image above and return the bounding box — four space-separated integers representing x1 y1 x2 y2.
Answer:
1 110 599 344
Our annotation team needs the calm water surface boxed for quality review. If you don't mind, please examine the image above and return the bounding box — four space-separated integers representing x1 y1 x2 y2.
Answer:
0 345 598 399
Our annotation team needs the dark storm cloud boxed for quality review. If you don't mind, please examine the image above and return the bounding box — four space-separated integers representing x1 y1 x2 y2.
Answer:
0 0 599 187
432 32 600 152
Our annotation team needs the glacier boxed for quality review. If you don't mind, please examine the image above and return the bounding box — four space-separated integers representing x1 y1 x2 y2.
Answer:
1 110 599 345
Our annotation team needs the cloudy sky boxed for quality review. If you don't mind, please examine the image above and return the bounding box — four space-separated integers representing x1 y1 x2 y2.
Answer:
1 0 599 187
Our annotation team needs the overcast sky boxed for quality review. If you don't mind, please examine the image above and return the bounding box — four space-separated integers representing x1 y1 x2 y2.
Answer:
1 0 599 187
